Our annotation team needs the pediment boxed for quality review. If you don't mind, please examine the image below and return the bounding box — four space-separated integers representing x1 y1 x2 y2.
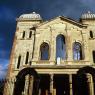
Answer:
37 16 87 29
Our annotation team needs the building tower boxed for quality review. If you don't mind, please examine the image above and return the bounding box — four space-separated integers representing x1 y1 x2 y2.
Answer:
4 11 95 95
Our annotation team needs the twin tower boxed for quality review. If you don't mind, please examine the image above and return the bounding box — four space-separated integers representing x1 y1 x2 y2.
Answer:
4 11 95 95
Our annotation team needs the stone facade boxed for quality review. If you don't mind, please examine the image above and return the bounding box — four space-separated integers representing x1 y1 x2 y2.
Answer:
4 11 95 95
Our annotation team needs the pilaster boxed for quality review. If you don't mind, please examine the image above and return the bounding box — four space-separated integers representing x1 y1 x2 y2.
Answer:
69 74 73 95
86 73 94 95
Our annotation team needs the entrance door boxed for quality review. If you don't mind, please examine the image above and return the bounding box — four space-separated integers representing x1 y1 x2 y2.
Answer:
72 74 89 95
77 74 89 95
54 74 69 95
39 74 50 95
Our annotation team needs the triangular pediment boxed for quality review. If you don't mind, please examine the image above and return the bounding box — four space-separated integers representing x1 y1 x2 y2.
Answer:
37 16 87 29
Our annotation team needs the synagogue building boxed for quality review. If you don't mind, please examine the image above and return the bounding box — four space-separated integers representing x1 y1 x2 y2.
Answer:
4 11 95 95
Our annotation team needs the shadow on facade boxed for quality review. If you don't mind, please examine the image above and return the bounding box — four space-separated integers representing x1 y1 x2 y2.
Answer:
54 74 69 95
13 66 95 95
13 67 39 95
76 66 95 95
39 74 50 95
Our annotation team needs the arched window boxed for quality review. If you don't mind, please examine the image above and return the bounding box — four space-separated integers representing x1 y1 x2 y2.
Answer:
90 31 93 38
25 52 29 64
29 31 32 38
22 31 25 38
40 42 49 60
73 42 83 60
17 55 21 69
92 51 95 63
56 34 66 59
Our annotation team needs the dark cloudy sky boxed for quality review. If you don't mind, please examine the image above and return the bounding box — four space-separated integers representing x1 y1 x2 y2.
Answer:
0 0 95 79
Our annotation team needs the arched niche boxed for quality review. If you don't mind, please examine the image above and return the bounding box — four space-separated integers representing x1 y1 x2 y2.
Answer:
73 42 83 60
56 34 66 60
40 42 49 60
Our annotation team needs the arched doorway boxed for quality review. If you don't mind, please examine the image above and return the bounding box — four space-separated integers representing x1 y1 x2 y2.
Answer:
76 66 95 95
13 68 39 95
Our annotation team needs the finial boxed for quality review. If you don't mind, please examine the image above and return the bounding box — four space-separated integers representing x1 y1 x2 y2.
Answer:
88 11 91 14
33 12 36 14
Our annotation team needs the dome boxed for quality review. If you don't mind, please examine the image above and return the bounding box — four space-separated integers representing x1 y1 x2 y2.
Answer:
81 11 95 20
19 12 42 20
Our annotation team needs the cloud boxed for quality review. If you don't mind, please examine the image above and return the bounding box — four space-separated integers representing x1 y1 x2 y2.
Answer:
0 0 95 79
0 59 9 79
0 49 10 59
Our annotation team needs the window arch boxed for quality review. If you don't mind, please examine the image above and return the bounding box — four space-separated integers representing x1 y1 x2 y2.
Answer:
40 42 49 60
92 50 95 63
73 42 83 60
22 31 25 38
56 34 66 59
29 31 32 38
25 52 29 64
17 55 21 69
90 31 93 38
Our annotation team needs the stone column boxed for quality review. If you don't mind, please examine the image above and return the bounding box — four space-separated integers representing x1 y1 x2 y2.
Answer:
29 76 34 95
4 78 15 95
86 73 94 95
38 89 41 95
24 74 34 95
46 90 49 95
24 74 30 95
11 78 16 95
4 79 10 95
53 89 56 95
69 74 73 95
50 74 54 95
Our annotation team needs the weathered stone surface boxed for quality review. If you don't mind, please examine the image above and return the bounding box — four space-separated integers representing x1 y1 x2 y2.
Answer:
3 12 95 95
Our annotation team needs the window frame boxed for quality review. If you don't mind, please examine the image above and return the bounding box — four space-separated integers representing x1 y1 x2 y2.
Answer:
90 31 93 38
29 31 32 38
73 42 84 61
40 42 50 60
17 55 21 69
56 34 66 60
22 31 25 39
92 50 95 63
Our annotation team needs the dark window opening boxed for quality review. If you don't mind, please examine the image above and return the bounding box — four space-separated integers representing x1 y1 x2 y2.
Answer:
17 55 21 69
25 52 29 64
40 42 49 60
90 31 93 38
54 74 69 95
73 42 83 60
29 31 32 38
22 31 25 38
92 51 95 63
56 34 66 60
